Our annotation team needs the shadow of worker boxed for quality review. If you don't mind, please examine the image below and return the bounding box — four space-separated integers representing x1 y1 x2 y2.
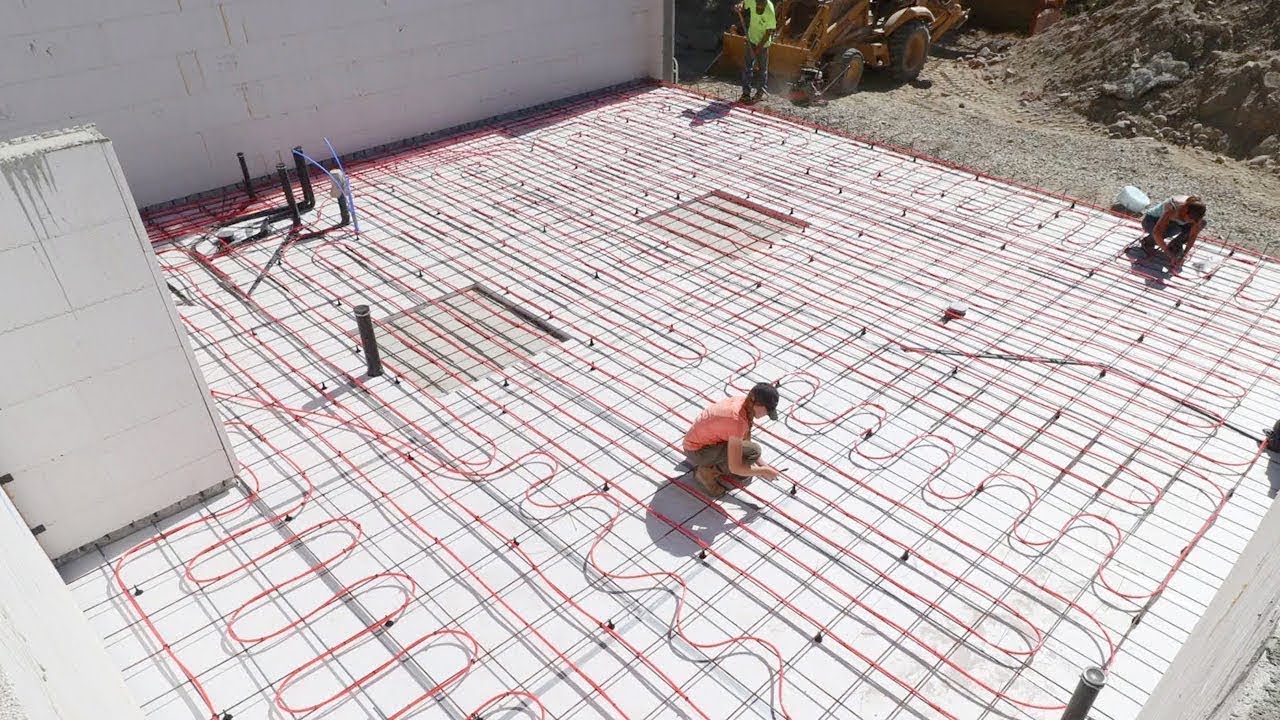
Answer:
645 473 760 558
681 101 734 127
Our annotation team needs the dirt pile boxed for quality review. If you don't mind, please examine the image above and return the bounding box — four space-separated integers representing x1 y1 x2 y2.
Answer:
1010 0 1280 163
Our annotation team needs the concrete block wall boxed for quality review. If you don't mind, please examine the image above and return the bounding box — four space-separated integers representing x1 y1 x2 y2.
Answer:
1137 463 1280 720
0 0 665 207
0 126 238 560
0 492 147 720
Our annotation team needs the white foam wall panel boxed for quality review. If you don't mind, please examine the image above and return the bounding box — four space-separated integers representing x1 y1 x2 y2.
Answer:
0 491 147 720
0 0 665 206
0 126 238 559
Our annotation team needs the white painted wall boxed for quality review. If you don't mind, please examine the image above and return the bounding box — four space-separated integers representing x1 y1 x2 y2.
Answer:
0 491 147 720
0 0 665 206
0 126 238 560
1137 454 1280 720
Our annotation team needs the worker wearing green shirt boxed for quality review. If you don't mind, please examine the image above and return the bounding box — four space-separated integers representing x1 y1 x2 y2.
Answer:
736 0 776 103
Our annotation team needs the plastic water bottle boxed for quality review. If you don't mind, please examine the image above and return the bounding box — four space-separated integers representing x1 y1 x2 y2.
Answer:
1116 186 1149 214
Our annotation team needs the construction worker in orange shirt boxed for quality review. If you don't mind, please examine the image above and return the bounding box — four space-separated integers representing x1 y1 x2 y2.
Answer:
682 382 782 497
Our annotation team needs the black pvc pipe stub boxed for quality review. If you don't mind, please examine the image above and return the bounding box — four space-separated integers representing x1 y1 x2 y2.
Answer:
353 305 383 377
30 524 46 536
1268 419 1280 452
237 152 254 198
0 473 12 486
276 162 301 226
1061 666 1106 720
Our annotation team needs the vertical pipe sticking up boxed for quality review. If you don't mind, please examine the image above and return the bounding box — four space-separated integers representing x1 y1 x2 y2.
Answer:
292 146 314 210
1061 667 1106 720
354 305 382 377
338 194 350 226
238 152 254 198
276 162 300 226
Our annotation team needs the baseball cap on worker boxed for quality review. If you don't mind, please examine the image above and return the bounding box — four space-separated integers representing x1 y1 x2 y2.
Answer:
751 381 780 421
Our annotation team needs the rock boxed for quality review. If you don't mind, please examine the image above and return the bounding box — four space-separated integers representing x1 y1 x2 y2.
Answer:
959 102 966 108
1005 68 1016 78
1103 52 1191 100
1214 155 1226 164
1248 154 1270 166
978 46 992 58
1252 135 1280 156
1152 114 1167 125
1265 71 1280 89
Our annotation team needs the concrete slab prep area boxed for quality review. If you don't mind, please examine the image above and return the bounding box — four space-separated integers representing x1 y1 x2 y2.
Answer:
60 84 1280 720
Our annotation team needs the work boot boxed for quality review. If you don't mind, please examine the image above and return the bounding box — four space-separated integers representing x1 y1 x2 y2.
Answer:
694 466 726 497
736 91 752 104
752 88 765 102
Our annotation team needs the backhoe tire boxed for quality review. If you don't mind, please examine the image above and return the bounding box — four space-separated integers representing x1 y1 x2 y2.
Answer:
889 20 930 82
830 48 865 96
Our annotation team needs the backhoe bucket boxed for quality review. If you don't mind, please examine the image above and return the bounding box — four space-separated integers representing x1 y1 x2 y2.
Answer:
708 33 813 87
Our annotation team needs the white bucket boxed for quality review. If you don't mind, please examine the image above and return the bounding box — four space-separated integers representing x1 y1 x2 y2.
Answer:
1116 185 1150 214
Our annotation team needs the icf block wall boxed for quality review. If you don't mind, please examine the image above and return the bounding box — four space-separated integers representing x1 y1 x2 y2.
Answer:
1136 457 1280 720
0 126 239 560
0 0 666 207
0 492 147 720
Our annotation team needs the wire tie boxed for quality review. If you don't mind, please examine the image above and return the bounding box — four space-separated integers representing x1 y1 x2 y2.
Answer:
1099 368 1107 378
132 586 143 596
698 549 707 560
1052 410 1061 421
385 619 395 627
1137 334 1145 343
503 379 509 388
589 338 594 347
813 631 823 643
284 515 294 522
864 428 874 439
606 619 615 630
899 549 910 562
975 483 984 494
951 366 958 377
1000 242 1006 250
602 482 610 491
789 484 797 496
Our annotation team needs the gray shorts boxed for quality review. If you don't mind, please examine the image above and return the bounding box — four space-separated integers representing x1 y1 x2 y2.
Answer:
684 440 762 479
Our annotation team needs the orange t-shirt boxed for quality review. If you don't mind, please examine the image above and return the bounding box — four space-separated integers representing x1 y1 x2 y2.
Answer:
683 395 751 451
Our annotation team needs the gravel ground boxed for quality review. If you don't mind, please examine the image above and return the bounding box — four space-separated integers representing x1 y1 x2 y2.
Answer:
683 49 1280 720
684 57 1280 256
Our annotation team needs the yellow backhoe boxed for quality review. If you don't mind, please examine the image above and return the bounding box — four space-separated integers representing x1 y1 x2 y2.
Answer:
711 0 969 97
